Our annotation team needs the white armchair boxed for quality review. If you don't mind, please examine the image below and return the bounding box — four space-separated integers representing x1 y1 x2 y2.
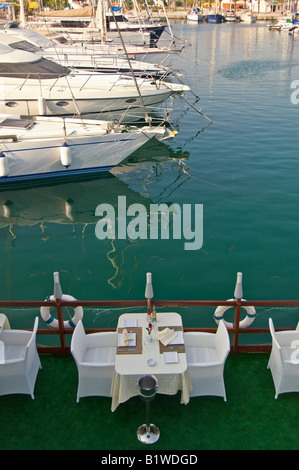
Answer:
268 318 299 398
71 320 117 402
0 316 41 399
184 320 230 401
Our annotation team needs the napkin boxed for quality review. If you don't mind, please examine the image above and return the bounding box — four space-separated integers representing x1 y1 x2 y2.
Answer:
156 327 178 346
163 351 179 363
122 328 132 346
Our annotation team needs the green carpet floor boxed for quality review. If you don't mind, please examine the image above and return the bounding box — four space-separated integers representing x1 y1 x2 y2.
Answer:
1 353 298 450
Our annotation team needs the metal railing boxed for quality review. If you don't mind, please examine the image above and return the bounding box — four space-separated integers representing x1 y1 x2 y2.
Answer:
0 298 298 355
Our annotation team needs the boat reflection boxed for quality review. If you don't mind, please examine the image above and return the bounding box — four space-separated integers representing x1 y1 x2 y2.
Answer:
0 139 190 229
0 140 190 293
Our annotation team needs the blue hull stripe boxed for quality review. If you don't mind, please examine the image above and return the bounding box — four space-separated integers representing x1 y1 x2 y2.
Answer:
0 165 114 183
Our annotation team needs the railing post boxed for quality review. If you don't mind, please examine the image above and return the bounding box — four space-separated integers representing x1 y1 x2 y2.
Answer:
233 298 241 354
55 298 67 355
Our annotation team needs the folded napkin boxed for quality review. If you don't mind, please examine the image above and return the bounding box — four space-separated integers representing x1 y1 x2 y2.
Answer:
156 328 178 346
122 328 132 346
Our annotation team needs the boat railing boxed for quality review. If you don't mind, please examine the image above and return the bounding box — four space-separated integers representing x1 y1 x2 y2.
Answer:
0 298 298 356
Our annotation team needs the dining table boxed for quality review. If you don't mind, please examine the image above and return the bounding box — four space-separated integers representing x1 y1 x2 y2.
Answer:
110 311 192 412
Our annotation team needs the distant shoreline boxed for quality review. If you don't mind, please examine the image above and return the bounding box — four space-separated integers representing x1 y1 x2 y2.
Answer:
154 10 282 21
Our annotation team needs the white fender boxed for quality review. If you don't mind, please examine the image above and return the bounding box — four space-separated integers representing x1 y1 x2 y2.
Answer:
38 97 46 115
60 143 72 168
0 151 8 177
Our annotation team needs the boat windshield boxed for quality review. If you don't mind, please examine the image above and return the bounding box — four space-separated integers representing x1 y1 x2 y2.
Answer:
9 40 40 53
0 57 70 79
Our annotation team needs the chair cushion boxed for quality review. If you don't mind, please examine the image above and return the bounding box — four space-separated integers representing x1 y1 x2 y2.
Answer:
83 346 116 364
186 346 219 364
4 344 26 361
281 346 296 363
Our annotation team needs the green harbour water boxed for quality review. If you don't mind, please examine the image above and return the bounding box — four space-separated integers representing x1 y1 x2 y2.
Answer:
1 21 299 337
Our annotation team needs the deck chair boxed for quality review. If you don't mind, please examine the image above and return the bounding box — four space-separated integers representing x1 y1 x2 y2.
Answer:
0 316 41 399
184 320 230 401
268 318 299 398
71 320 117 402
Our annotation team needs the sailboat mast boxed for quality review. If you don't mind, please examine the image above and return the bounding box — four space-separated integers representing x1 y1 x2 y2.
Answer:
19 0 27 27
95 0 107 42
106 0 150 124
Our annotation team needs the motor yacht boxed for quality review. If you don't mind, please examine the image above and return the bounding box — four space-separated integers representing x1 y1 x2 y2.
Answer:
0 114 175 182
0 43 189 122
0 26 172 79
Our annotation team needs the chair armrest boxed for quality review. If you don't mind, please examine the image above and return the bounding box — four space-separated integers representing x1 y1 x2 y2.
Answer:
276 331 299 346
1 330 32 346
188 361 223 368
79 361 115 368
86 332 117 349
1 358 25 365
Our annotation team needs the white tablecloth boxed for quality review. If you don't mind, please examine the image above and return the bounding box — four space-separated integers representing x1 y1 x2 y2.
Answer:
110 312 191 412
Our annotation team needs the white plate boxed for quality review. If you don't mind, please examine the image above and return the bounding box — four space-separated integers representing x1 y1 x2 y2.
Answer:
147 358 156 367
118 332 136 347
163 352 179 364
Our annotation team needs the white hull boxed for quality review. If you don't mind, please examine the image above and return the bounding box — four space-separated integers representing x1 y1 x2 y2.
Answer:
186 8 203 22
51 39 176 65
240 14 257 23
225 13 240 22
0 116 171 182
186 14 202 22
0 72 187 121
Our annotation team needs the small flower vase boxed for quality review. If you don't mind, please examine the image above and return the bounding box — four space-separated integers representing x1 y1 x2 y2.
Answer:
146 322 153 342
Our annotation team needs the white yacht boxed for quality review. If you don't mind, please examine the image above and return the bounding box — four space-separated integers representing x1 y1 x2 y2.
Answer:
0 17 180 65
186 8 203 22
240 12 257 23
35 7 166 47
0 115 175 182
0 26 172 79
0 43 189 122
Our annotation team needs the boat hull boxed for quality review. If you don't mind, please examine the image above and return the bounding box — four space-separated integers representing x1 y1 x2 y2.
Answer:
186 15 203 22
0 75 179 122
206 14 226 23
0 122 165 182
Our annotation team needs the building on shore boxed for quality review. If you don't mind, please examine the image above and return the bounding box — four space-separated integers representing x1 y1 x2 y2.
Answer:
220 0 297 13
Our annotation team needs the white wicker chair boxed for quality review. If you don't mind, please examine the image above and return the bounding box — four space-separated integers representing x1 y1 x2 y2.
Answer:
71 320 117 402
184 320 230 401
0 317 41 399
268 318 299 399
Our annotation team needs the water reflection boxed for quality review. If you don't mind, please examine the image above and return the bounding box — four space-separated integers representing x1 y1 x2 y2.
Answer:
0 139 191 303
0 140 190 230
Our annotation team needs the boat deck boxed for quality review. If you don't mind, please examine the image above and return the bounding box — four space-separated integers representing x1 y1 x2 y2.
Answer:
1 352 298 450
